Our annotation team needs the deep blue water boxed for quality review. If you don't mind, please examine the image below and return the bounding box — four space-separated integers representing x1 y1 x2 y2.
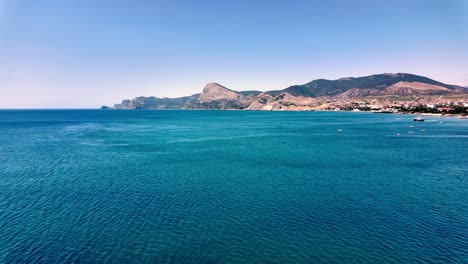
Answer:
0 110 467 263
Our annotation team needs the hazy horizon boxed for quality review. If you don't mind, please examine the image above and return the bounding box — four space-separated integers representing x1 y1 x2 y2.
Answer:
1 0 467 108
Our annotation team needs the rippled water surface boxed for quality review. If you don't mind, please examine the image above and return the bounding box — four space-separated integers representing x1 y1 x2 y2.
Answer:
0 110 467 263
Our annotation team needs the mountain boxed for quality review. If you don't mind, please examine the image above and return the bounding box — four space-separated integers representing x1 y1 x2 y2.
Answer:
196 82 260 109
113 83 261 110
275 73 464 97
113 94 199 109
109 73 467 110
198 82 240 102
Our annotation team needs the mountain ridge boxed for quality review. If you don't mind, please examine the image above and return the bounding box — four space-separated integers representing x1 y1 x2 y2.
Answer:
110 73 467 110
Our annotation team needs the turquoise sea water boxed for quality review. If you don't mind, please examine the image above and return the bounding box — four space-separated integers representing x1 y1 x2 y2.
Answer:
0 110 467 263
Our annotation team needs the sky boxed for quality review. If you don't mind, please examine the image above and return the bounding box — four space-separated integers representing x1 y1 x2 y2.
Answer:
0 0 467 108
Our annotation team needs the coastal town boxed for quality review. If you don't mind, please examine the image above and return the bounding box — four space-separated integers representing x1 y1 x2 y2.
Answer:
319 97 468 118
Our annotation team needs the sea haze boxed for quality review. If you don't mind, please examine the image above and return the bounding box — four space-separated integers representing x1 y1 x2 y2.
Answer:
0 110 467 263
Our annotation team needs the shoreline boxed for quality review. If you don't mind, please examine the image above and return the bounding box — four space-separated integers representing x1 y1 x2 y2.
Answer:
2 108 467 120
96 108 468 120
320 110 468 119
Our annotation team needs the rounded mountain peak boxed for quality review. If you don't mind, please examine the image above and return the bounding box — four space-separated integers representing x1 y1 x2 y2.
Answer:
199 82 240 102
203 82 229 90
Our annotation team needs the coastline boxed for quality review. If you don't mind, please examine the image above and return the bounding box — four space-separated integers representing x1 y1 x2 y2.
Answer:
329 110 468 119
98 107 468 119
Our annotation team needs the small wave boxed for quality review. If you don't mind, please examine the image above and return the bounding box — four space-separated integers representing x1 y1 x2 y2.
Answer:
167 133 269 143
79 141 129 147
63 123 103 133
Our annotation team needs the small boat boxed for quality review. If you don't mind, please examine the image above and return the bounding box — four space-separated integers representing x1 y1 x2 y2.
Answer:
413 117 425 122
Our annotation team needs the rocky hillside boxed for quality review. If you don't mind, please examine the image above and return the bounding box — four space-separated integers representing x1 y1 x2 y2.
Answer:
198 83 241 102
196 83 260 109
270 73 464 97
113 94 200 109
109 73 467 110
113 82 261 110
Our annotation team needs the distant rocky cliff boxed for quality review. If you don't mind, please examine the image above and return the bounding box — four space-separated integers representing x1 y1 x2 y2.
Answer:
109 73 467 110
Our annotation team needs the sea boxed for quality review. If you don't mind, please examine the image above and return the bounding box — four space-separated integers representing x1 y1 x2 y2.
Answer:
0 110 466 263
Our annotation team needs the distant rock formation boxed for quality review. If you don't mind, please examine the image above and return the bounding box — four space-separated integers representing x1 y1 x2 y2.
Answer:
198 83 241 102
109 73 467 110
196 82 258 109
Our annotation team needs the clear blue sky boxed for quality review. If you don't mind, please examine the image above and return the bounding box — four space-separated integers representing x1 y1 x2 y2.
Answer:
1 0 467 108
